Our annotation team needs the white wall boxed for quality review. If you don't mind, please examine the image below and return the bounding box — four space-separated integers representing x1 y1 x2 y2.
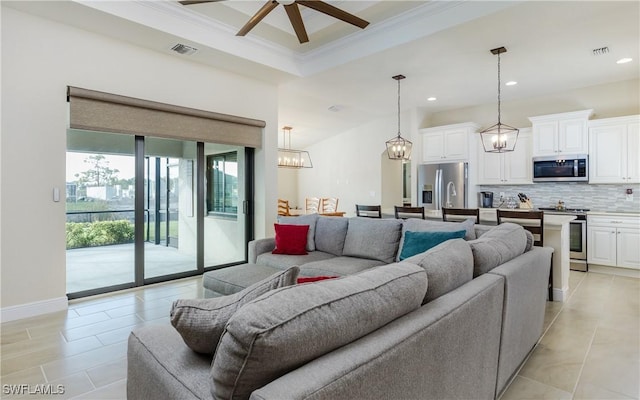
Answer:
277 168 299 209
422 79 640 128
295 110 416 216
0 7 278 320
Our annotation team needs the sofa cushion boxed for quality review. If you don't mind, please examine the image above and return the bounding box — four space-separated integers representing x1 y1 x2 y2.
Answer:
468 223 527 277
256 250 336 270
402 238 474 304
342 218 403 263
202 263 285 297
210 262 427 400
278 213 319 251
314 216 349 256
272 224 309 255
170 266 299 354
524 229 535 252
399 229 467 260
299 256 385 277
396 218 476 261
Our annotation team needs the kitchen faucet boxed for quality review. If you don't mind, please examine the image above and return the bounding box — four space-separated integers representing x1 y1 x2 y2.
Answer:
445 181 456 208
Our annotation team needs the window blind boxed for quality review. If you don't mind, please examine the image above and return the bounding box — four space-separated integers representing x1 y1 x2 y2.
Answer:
67 86 264 148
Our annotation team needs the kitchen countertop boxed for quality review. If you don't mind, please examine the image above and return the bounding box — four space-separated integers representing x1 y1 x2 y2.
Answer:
424 209 576 226
586 211 640 217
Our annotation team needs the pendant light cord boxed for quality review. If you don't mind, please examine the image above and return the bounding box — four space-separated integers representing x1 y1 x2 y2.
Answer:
497 51 502 125
397 77 401 137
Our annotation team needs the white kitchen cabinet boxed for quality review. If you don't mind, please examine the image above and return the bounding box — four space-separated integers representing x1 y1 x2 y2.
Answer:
420 122 479 163
589 115 640 184
587 214 640 269
477 130 532 184
529 109 593 156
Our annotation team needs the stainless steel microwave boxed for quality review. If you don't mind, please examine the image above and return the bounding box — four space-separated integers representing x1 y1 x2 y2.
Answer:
532 155 588 182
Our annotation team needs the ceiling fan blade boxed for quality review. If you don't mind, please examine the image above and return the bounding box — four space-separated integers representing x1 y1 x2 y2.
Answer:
179 1 223 5
295 1 369 29
284 3 309 43
237 0 279 37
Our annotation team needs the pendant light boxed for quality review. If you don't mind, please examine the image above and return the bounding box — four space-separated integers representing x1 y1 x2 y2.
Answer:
479 47 519 153
277 126 313 168
385 74 412 160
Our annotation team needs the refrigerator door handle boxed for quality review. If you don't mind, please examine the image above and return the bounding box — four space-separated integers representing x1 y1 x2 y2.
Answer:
435 169 441 210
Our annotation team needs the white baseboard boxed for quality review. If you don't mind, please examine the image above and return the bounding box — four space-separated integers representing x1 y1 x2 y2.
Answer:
1 297 68 323
552 287 567 302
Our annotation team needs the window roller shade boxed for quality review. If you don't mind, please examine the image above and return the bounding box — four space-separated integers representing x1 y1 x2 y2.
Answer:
67 86 264 148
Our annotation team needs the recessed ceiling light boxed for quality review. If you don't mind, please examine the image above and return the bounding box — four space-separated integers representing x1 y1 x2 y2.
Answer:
505 81 517 86
427 97 437 101
617 58 633 64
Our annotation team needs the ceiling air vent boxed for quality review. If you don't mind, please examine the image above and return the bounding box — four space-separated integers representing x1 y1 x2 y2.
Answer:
171 43 198 56
592 46 609 56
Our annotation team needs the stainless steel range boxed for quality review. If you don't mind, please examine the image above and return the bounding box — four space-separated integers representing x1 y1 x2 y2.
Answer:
539 207 589 271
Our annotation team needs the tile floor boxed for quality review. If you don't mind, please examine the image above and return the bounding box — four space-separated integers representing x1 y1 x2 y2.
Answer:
1 270 638 399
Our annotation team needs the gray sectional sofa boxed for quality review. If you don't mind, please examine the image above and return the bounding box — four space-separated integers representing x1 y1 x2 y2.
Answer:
127 215 553 400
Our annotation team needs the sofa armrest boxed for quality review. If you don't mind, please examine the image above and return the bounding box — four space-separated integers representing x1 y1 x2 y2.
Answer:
248 238 276 264
487 246 554 396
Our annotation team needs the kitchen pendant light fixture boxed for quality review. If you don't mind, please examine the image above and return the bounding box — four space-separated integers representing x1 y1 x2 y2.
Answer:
277 126 312 168
479 47 519 153
385 74 412 161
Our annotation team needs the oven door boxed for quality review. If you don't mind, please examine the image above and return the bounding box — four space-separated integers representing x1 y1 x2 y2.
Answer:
569 219 587 260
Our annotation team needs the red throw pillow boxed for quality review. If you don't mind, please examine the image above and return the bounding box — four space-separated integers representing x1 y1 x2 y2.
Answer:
272 224 309 255
297 276 338 284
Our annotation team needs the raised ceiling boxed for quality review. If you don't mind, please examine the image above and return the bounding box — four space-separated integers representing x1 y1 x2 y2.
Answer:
6 1 639 148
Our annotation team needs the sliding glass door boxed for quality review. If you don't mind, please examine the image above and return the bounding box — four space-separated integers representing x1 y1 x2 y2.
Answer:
66 131 253 298
66 131 136 294
144 137 198 279
204 144 248 267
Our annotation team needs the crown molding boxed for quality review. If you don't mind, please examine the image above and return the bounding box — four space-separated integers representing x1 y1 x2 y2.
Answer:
71 0 520 78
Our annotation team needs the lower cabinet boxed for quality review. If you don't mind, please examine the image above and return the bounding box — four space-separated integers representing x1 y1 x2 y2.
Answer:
587 215 640 269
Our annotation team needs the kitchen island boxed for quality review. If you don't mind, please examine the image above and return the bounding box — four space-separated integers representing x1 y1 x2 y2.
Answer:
424 208 575 302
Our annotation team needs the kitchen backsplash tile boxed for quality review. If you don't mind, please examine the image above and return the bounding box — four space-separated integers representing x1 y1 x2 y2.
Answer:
478 183 640 212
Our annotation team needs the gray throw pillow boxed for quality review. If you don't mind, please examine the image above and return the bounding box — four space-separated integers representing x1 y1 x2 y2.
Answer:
210 262 427 400
278 214 319 251
170 266 299 354
342 218 403 263
468 223 527 277
396 218 476 261
402 238 474 304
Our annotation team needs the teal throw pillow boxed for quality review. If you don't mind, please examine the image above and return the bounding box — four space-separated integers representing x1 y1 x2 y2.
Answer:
399 230 467 260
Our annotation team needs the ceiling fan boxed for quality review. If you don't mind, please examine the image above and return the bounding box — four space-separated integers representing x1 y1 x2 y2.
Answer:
179 0 370 44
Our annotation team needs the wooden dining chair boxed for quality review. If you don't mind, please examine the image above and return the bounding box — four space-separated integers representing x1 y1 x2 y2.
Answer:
277 199 291 216
497 209 551 300
305 197 320 213
321 197 339 213
496 209 544 246
442 208 480 224
394 206 425 219
356 205 382 218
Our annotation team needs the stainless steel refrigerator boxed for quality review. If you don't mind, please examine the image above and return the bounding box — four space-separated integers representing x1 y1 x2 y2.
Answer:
417 162 468 210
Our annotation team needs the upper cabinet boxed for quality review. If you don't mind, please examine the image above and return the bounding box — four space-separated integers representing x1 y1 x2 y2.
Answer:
588 115 640 184
477 129 532 185
420 122 479 163
529 109 593 156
